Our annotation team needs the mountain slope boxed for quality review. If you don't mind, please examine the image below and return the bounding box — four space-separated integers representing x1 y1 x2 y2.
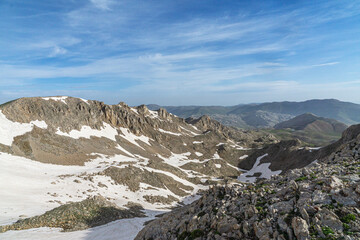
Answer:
0 96 281 238
274 113 348 133
265 113 348 146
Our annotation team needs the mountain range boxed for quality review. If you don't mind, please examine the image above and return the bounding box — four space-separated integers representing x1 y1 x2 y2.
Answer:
148 99 360 128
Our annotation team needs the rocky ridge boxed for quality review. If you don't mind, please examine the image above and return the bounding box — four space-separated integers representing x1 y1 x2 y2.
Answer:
135 125 360 240
0 96 283 233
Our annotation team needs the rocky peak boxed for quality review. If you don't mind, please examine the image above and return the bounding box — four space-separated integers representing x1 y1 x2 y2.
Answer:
158 107 170 119
136 104 150 115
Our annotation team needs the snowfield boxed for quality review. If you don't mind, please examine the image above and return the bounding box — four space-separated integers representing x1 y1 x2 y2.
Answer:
0 149 206 239
238 154 282 183
55 123 118 141
0 110 48 146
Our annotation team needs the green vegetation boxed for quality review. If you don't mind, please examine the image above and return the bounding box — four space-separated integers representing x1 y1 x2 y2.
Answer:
341 214 356 223
295 176 308 182
343 223 350 231
321 226 334 235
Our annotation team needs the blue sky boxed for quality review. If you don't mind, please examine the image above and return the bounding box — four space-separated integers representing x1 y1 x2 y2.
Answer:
1 0 360 105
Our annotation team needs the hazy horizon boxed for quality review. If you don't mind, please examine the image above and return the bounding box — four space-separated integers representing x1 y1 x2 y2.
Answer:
1 0 360 105
2 96 360 107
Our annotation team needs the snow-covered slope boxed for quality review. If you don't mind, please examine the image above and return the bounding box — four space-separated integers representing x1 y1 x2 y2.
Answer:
0 97 281 239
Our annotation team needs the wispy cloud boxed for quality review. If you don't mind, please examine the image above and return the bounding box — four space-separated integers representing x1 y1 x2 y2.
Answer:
49 46 68 57
312 62 340 67
0 0 359 105
90 0 113 10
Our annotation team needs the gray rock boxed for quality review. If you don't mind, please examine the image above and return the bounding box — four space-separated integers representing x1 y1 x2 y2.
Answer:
292 217 310 240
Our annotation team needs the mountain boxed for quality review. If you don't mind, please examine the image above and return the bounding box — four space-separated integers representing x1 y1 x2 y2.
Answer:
264 113 348 146
274 113 348 133
0 96 281 239
136 124 360 240
148 99 360 128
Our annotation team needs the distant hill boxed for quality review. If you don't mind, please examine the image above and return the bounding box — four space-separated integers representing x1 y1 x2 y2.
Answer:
229 99 360 125
274 113 348 134
267 113 348 146
147 104 238 118
148 99 360 128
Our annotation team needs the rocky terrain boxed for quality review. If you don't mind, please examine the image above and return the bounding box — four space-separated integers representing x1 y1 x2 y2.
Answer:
136 125 360 240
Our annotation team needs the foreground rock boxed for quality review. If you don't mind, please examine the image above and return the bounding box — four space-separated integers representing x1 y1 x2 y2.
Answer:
0 196 145 232
136 126 360 240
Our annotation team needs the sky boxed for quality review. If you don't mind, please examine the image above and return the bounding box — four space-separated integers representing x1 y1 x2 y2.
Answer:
0 0 360 106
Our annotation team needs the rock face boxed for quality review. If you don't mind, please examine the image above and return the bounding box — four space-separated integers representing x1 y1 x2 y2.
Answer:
135 126 360 239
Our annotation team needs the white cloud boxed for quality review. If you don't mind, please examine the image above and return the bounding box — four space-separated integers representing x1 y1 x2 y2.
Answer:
90 0 113 10
49 46 68 57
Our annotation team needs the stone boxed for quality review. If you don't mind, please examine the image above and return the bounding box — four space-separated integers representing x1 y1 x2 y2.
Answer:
291 217 310 240
316 209 343 232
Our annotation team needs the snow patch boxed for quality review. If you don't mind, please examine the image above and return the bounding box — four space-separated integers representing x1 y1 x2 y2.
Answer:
213 152 221 159
116 145 135 157
308 147 321 152
130 108 138 114
42 96 68 104
119 127 151 149
193 141 203 144
238 154 282 183
179 126 200 136
214 164 221 168
239 155 248 160
0 111 48 146
194 152 203 157
158 128 181 136
79 98 89 105
55 123 118 141
147 110 160 119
